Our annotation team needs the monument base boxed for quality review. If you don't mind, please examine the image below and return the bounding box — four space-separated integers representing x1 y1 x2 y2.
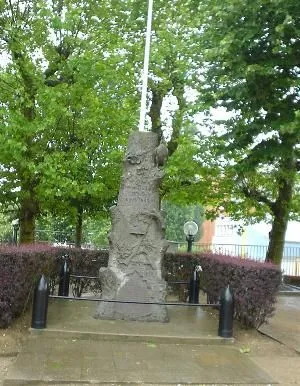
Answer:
95 269 168 322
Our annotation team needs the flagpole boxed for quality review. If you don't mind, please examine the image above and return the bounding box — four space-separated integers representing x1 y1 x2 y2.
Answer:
138 0 153 132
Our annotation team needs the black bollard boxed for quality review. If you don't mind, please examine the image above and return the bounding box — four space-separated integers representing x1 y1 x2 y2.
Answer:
218 285 234 338
31 275 49 329
58 255 70 297
188 266 200 304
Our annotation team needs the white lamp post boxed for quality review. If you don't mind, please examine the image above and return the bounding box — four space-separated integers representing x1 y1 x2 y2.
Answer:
138 0 154 132
183 221 198 252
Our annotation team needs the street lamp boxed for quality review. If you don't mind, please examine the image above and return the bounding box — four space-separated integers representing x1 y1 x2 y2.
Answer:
183 221 198 252
11 219 19 245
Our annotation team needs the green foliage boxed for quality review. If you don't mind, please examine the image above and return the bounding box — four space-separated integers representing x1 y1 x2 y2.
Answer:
162 200 204 242
195 0 300 221
36 215 75 244
82 214 111 248
0 0 297 260
162 132 223 209
0 0 139 242
0 0 208 243
0 213 13 243
188 0 300 263
35 212 111 247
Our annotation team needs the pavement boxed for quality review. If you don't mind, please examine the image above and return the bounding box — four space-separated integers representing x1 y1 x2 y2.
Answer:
3 294 300 385
259 295 300 353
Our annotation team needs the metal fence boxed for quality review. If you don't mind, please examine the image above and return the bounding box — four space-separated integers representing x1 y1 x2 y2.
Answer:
167 241 300 277
34 230 108 249
35 230 75 246
31 232 300 277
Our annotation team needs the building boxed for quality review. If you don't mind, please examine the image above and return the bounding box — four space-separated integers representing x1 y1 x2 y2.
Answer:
199 218 300 276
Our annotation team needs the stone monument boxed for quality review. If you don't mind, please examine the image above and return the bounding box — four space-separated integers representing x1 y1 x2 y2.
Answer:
95 131 169 322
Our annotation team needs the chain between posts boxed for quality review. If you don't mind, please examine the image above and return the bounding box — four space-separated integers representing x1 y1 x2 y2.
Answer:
31 258 234 338
49 294 219 307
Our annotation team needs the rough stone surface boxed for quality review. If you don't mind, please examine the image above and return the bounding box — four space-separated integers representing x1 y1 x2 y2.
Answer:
95 131 168 322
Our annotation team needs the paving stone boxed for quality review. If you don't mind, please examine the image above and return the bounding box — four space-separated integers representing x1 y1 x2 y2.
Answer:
4 300 274 385
259 296 300 353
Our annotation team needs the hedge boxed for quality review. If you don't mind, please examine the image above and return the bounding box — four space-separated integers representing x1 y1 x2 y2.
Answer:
0 246 281 328
56 247 109 276
0 244 59 328
53 247 109 297
164 252 282 328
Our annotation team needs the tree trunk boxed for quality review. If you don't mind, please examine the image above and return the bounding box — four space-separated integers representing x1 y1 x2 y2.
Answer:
149 88 163 139
168 75 186 156
75 207 83 248
266 161 296 265
19 196 38 244
13 52 38 245
266 211 289 265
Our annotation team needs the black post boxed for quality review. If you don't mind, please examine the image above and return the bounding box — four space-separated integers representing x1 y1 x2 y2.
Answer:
13 226 17 245
188 266 200 304
12 221 19 245
218 285 234 338
58 255 70 296
186 234 194 252
31 275 49 329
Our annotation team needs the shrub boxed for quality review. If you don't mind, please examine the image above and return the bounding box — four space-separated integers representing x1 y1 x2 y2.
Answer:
46 248 281 327
0 245 109 328
56 247 109 276
164 251 282 328
0 244 59 328
283 275 300 286
53 247 109 296
0 245 281 329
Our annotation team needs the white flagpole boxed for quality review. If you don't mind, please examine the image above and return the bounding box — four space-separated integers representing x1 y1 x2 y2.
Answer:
138 0 154 132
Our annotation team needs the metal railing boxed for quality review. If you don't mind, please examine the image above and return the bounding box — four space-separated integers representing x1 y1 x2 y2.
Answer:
167 242 300 277
34 229 109 249
32 232 300 277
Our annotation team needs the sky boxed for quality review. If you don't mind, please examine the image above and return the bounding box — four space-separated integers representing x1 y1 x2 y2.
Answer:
285 221 300 242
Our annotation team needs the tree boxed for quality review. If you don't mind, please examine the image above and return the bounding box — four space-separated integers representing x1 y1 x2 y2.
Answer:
194 0 300 264
162 200 204 242
36 78 133 247
146 0 203 155
108 0 204 152
0 0 216 245
0 0 138 243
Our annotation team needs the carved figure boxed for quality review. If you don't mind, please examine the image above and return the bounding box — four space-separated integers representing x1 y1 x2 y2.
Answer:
126 153 141 164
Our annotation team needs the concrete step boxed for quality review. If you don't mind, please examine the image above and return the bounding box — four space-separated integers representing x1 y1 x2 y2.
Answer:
30 327 233 345
4 336 274 385
30 299 234 345
41 299 233 345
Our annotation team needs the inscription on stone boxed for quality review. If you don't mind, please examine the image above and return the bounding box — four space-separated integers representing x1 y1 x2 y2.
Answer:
95 131 168 322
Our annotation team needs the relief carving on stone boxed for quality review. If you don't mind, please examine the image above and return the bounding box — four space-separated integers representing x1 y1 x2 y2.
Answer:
95 131 168 322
